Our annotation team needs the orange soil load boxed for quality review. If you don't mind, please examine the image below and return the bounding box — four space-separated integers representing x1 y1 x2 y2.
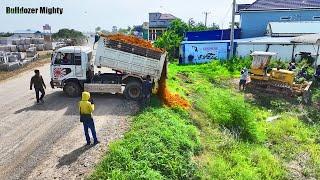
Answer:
100 33 164 53
157 63 190 109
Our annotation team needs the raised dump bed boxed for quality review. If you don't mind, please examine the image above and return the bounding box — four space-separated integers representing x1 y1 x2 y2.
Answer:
99 33 164 60
95 37 167 80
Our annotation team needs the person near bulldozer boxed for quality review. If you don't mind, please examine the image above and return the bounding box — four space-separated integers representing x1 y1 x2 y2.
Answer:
239 68 249 91
314 65 320 79
79 91 99 146
298 67 308 79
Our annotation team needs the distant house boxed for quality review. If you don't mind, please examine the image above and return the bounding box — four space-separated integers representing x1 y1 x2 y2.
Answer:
148 12 177 41
238 0 320 38
12 29 42 38
132 22 149 40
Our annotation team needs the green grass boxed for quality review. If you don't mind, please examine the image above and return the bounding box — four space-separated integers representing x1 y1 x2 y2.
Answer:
167 61 320 179
91 59 320 180
91 107 201 179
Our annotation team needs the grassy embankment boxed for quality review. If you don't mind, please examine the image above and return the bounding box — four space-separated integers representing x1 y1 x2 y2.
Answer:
91 58 320 179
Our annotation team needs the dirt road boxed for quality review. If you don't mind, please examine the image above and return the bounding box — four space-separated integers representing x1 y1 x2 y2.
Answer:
0 64 139 179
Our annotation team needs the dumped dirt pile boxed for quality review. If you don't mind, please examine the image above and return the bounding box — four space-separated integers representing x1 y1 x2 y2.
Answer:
100 33 163 53
157 63 190 109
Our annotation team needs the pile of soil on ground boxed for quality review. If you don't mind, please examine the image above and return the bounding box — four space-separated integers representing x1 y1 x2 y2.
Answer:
100 33 163 53
157 63 190 109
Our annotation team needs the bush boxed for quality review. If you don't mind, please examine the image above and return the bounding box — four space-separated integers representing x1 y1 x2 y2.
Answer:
91 108 201 179
195 86 266 142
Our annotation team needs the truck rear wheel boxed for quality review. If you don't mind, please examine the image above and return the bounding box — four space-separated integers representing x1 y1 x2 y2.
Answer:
124 81 142 101
63 82 81 97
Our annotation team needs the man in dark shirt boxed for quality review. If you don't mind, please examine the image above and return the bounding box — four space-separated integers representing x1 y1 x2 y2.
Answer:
142 75 152 107
30 70 46 104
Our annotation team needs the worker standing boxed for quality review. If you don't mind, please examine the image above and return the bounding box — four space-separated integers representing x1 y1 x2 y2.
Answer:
30 70 46 104
79 92 99 145
142 75 152 107
239 68 249 91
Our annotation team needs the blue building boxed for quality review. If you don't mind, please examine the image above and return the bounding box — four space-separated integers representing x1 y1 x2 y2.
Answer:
238 0 320 38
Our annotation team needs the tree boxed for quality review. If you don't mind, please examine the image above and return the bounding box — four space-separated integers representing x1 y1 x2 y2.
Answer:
155 19 220 60
95 27 101 32
188 18 196 27
118 26 132 34
154 31 182 59
101 29 110 34
0 32 14 37
168 19 189 37
52 28 85 39
189 22 219 31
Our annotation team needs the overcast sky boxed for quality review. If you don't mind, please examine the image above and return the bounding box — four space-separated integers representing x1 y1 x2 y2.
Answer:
1 0 255 32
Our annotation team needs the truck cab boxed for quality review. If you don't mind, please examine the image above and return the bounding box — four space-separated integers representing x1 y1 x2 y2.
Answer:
50 46 93 97
50 46 147 100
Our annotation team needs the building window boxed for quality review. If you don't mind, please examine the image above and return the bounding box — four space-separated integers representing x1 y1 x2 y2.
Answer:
280 16 292 21
313 16 320 20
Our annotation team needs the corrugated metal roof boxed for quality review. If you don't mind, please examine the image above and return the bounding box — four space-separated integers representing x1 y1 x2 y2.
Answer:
244 0 320 11
237 36 292 44
267 21 320 36
291 33 320 44
181 36 292 45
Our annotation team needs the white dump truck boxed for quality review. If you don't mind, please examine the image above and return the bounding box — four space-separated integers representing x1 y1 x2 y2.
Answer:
50 36 167 100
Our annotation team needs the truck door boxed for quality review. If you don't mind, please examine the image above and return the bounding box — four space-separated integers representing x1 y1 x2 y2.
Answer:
51 53 75 80
74 53 84 78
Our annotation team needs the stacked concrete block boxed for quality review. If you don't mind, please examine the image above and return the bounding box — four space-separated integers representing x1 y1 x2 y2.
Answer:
0 55 6 64
11 52 25 61
26 47 37 57
10 45 17 52
44 43 53 50
36 44 44 51
8 55 18 63
17 45 26 52
0 38 7 45
11 38 47 52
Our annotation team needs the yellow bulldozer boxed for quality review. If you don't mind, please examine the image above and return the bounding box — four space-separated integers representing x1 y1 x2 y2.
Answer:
246 51 313 104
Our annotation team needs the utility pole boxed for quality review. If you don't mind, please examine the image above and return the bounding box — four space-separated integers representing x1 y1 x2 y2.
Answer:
203 12 211 27
229 0 236 59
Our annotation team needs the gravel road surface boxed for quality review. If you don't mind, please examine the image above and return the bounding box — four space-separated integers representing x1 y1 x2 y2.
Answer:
0 64 139 179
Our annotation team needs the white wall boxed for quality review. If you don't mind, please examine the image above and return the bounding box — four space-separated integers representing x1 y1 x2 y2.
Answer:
268 45 293 61
237 44 267 57
237 43 320 62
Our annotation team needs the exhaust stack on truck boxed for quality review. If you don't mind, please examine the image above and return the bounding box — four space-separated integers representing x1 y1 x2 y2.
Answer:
50 34 167 100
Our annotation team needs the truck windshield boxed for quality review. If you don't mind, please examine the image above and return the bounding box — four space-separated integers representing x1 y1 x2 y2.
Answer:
53 53 75 65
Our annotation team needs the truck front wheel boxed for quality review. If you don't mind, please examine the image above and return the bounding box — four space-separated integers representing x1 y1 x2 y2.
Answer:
63 82 81 97
124 81 142 101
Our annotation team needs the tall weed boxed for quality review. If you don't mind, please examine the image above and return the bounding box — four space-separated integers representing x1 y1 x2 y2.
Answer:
91 108 201 180
195 85 266 142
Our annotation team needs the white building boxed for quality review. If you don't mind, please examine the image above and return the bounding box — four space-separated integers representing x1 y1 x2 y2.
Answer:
12 29 42 38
